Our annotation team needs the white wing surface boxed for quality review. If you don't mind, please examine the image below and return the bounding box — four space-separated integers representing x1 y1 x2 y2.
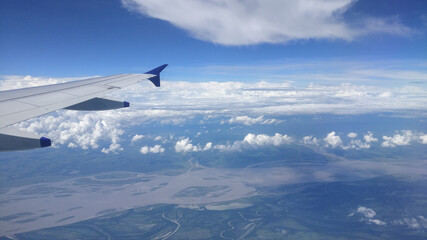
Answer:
0 64 167 151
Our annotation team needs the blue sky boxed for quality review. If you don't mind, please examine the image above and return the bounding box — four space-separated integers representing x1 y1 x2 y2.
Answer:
0 0 426 78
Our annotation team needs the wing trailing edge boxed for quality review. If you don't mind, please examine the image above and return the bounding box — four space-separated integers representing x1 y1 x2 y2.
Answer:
64 97 129 111
0 127 51 152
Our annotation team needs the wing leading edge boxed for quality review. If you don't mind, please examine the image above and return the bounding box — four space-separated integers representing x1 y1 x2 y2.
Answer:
0 64 167 152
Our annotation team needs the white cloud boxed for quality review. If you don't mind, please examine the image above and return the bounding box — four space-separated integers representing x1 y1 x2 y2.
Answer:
378 91 393 98
347 132 357 138
381 130 414 148
122 0 411 46
357 206 376 218
121 79 427 118
393 216 427 230
324 131 343 148
419 216 427 228
174 138 213 153
102 142 123 154
304 131 377 150
0 75 98 91
5 62 427 124
131 134 144 143
303 135 319 145
227 116 282 126
214 133 293 151
402 218 420 229
363 131 378 143
244 133 293 146
4 62 426 153
368 219 386 226
154 136 162 141
350 206 386 226
203 142 213 151
0 75 65 91
140 145 165 154
175 138 197 153
343 139 370 150
101 127 124 154
16 110 127 154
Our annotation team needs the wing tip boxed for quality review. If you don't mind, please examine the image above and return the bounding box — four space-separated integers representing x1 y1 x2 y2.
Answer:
146 64 168 87
40 137 52 148
145 64 168 75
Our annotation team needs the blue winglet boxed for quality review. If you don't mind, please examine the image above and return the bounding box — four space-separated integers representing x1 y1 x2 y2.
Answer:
145 64 168 87
40 137 52 148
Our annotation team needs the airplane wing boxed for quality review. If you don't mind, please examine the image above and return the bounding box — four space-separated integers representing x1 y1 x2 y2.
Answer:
0 64 167 151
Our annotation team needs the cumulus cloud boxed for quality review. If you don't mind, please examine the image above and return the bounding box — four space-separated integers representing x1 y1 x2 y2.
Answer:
324 131 343 148
175 138 197 153
204 142 213 151
16 110 127 154
302 135 319 145
122 0 411 45
214 133 293 151
343 139 370 150
140 144 165 154
357 206 376 218
363 131 378 143
226 116 282 126
175 138 213 153
381 130 414 148
420 134 427 144
101 128 124 154
244 133 293 146
303 130 427 150
131 134 144 143
189 130 421 152
351 206 386 226
347 132 357 138
311 131 381 150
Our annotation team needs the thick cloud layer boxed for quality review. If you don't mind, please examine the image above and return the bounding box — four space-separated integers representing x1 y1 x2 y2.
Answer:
121 0 411 45
2 67 426 153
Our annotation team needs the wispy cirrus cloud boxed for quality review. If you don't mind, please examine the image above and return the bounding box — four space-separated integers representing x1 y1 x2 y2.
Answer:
121 0 412 45
224 115 283 126
392 216 427 230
